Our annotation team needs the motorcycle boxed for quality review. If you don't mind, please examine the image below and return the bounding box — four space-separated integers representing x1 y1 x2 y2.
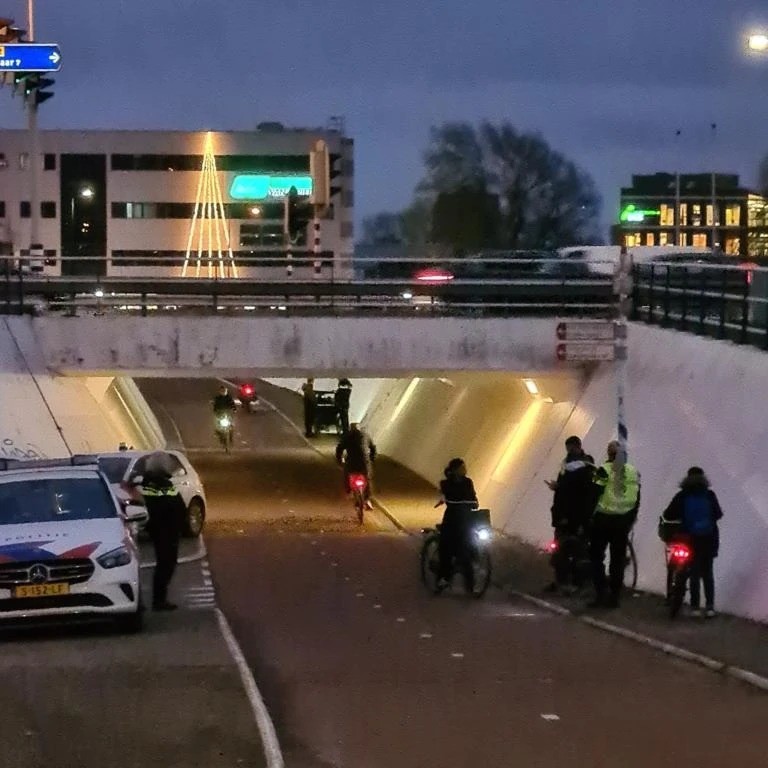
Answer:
347 473 368 525
215 413 234 453
420 505 493 598
238 382 259 413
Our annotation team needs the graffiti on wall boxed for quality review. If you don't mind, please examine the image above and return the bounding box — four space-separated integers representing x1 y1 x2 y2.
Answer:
0 438 48 460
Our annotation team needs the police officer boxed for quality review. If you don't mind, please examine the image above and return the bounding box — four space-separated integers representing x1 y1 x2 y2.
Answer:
334 378 353 434
589 440 640 609
301 377 317 437
138 452 187 611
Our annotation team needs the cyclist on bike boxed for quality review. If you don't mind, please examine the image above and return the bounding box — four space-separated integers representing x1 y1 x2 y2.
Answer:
212 385 237 417
335 423 376 509
435 458 478 591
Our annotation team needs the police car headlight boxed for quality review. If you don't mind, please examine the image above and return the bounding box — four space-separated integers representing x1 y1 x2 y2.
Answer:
97 545 132 569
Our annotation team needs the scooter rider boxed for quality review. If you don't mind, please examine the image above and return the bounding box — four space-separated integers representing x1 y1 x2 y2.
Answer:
213 385 237 417
335 423 376 509
435 458 478 591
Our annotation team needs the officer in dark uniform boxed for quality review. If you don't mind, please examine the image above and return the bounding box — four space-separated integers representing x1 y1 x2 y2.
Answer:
334 378 353 434
138 452 187 611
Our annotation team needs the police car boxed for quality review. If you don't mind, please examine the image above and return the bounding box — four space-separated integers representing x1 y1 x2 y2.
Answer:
0 457 146 631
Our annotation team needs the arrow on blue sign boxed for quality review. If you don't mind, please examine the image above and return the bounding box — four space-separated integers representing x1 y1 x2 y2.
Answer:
0 43 62 72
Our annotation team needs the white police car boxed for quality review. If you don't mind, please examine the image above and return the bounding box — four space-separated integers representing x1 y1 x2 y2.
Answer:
0 457 146 631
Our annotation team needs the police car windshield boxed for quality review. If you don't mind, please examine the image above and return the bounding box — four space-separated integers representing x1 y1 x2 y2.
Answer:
0 477 117 525
97 456 133 483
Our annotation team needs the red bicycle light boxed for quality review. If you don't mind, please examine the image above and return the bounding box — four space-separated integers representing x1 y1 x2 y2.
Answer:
414 267 454 283
546 540 559 553
240 384 254 396
669 544 692 563
350 474 367 490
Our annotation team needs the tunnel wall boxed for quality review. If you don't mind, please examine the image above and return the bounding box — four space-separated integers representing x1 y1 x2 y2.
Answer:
0 318 163 458
362 326 768 622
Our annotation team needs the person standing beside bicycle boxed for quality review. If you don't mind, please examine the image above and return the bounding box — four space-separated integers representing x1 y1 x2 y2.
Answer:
660 467 723 618
544 436 596 594
588 440 640 609
435 458 478 591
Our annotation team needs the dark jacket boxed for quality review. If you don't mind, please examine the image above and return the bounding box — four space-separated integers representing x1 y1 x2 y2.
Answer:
140 470 186 538
335 429 376 473
550 455 595 531
662 477 723 553
334 384 352 410
213 393 236 414
440 475 478 530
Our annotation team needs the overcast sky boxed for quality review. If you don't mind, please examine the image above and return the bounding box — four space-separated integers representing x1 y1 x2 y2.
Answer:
3 0 768 237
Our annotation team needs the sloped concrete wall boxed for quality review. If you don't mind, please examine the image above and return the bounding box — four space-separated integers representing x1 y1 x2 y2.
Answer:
362 326 768 622
0 318 162 458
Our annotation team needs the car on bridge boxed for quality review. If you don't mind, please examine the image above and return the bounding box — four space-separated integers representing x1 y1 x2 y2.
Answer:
93 450 207 538
0 457 145 632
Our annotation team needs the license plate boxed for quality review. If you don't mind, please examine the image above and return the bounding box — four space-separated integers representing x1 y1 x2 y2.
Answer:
14 583 70 598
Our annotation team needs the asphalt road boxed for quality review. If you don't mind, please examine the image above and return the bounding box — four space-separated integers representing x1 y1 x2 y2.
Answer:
137 377 768 768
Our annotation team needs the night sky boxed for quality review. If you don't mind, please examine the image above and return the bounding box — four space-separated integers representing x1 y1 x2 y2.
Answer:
3 0 768 238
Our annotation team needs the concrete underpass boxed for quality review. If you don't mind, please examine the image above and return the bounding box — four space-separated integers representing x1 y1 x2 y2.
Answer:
2 316 768 767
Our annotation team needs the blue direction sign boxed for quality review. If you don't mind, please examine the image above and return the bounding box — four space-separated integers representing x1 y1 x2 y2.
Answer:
0 43 62 72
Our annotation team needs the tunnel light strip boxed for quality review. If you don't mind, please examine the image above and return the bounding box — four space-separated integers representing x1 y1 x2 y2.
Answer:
390 378 420 423
492 400 546 482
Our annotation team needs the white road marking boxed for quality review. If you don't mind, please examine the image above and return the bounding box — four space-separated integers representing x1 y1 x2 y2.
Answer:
187 587 216 593
451 652 464 659
216 608 284 768
331 562 338 567
140 537 207 569
344 576 350 581
320 551 327 556
419 633 433 639
355 592 364 598
396 617 406 623
373 604 382 609
540 714 560 722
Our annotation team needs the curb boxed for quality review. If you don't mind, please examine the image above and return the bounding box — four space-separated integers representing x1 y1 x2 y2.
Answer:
510 589 768 693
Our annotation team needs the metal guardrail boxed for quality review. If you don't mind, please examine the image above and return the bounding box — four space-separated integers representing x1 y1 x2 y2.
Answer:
632 261 768 349
0 255 615 318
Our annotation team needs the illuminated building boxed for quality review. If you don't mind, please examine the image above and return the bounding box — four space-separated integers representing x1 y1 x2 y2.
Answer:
615 173 768 257
0 122 354 276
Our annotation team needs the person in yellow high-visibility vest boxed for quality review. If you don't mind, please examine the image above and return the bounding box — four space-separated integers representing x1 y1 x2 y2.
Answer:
588 440 640 609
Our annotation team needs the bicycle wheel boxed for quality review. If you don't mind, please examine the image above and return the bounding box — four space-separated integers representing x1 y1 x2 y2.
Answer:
354 491 364 525
625 540 638 590
669 569 687 618
466 548 492 598
420 534 442 594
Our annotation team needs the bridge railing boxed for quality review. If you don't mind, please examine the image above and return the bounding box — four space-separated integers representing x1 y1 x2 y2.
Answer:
632 260 768 349
0 254 616 318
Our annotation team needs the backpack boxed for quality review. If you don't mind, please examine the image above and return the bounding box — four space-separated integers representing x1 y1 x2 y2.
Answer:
682 493 714 536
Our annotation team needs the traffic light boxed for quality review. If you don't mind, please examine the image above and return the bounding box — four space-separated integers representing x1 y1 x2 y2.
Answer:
286 186 313 244
13 72 54 106
329 153 343 199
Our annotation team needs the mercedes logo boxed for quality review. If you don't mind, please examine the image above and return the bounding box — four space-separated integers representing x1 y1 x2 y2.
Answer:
29 565 49 585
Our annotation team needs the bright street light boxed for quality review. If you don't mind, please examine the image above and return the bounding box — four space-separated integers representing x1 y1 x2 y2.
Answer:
79 186 94 199
249 205 262 216
747 33 768 52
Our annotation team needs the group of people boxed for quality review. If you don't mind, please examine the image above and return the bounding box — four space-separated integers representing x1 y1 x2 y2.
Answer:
546 436 723 615
301 377 353 438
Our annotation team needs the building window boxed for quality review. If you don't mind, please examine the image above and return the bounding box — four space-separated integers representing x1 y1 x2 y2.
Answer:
0 153 7 169
110 153 310 173
40 201 56 218
725 204 741 226
660 204 674 226
0 201 5 218
340 220 354 239
20 201 31 218
724 237 741 255
691 204 702 227
43 154 56 171
18 152 29 170
678 204 688 226
692 233 708 247
678 232 688 246
645 233 655 246
659 231 669 246
341 188 354 208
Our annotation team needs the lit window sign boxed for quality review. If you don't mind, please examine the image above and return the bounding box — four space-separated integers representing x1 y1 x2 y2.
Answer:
620 204 661 223
229 174 313 200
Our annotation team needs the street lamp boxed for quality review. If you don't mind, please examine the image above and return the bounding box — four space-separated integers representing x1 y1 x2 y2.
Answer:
249 205 262 216
747 32 768 52
80 186 95 200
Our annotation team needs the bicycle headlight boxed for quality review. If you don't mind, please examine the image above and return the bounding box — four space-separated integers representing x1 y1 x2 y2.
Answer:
97 545 132 569
475 527 492 543
218 416 231 429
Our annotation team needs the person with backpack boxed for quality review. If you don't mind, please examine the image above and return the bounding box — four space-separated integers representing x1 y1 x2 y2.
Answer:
661 467 723 617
